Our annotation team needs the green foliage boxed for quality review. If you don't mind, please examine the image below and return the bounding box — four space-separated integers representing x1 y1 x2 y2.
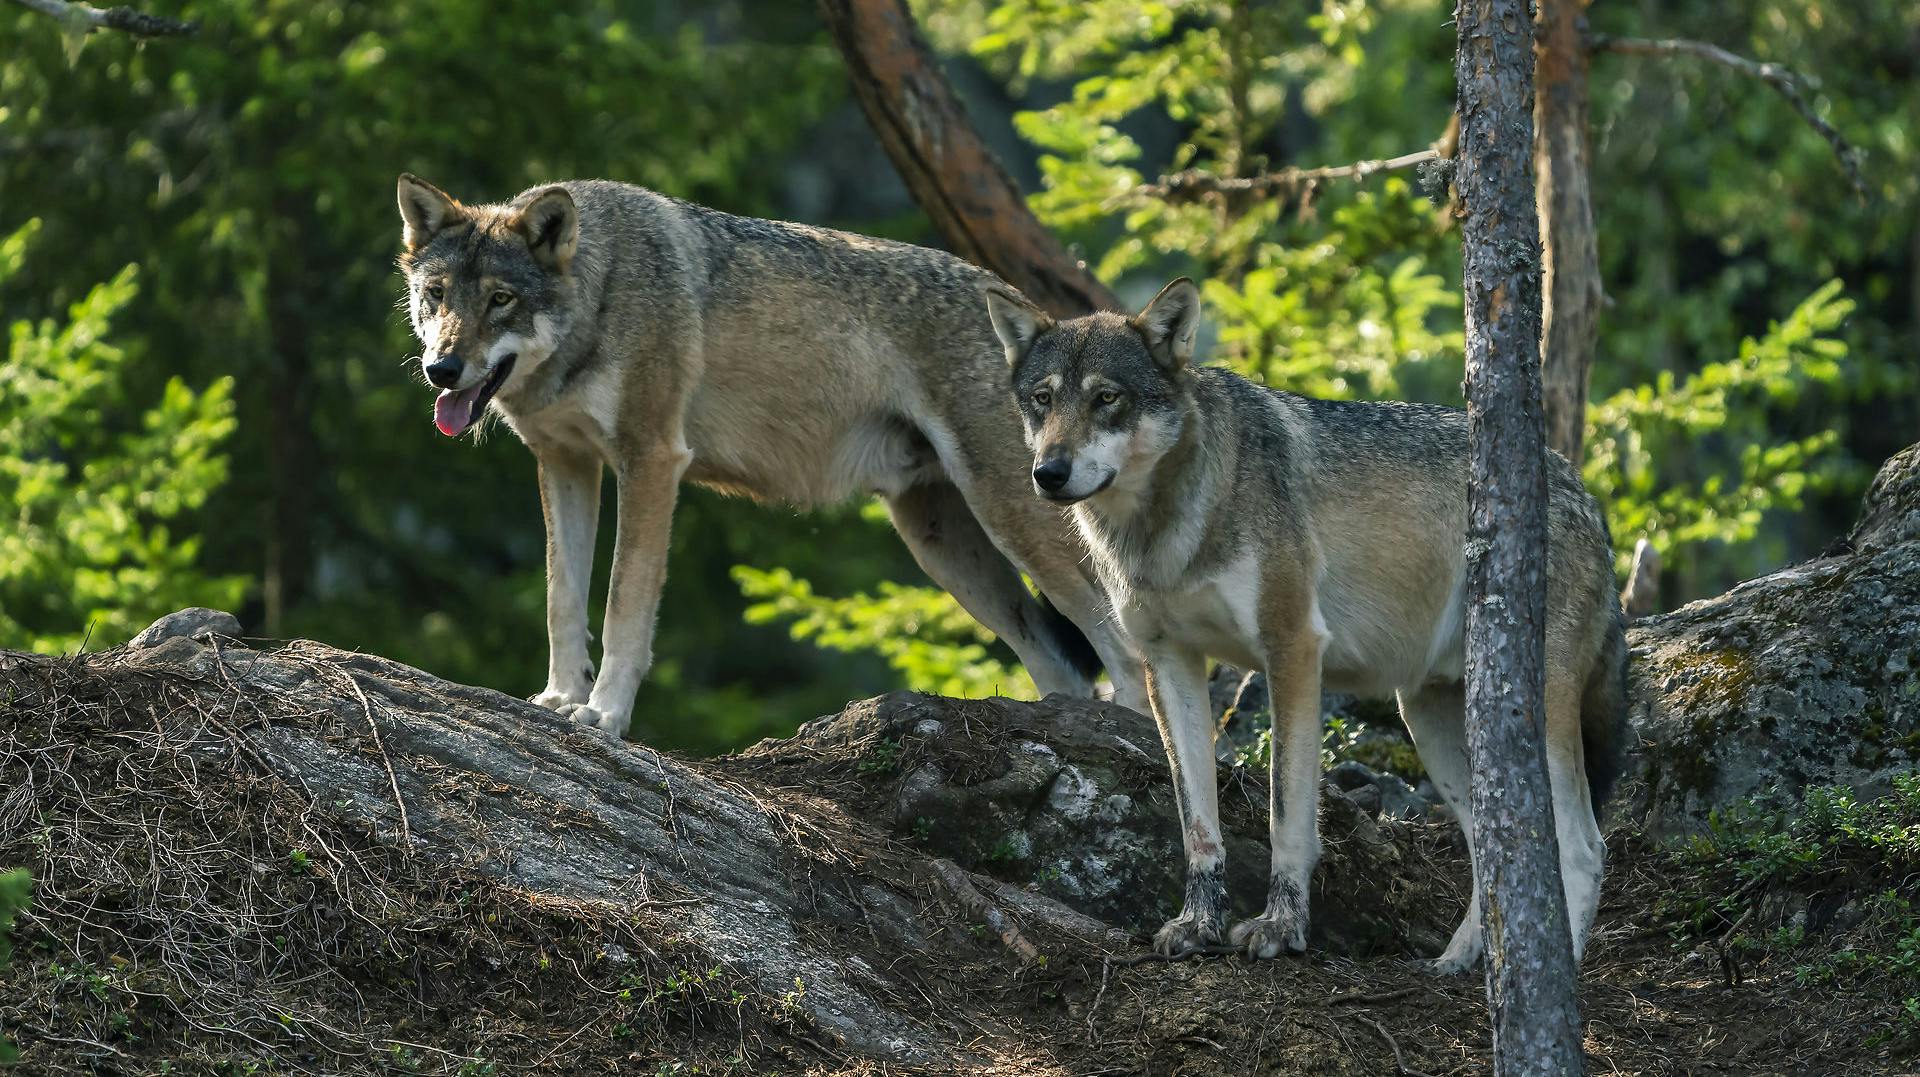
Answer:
735 564 1025 699
1583 281 1887 579
1669 776 1920 1048
0 221 244 652
0 868 31 1063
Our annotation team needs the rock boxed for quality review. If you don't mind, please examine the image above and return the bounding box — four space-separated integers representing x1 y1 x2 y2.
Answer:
742 692 1459 955
128 607 241 649
1328 759 1433 821
1621 443 1920 834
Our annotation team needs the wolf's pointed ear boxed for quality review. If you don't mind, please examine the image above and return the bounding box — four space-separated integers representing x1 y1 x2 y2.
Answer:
513 186 579 273
983 284 1053 369
397 174 464 251
1131 277 1202 372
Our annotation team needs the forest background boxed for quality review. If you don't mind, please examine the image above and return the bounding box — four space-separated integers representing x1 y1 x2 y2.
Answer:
3 0 1913 753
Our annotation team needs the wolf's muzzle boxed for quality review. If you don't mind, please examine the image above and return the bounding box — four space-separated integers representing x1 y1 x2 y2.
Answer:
425 356 464 388
1033 457 1073 494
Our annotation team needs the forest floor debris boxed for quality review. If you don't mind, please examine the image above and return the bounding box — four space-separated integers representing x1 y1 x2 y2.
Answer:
1 642 1915 1074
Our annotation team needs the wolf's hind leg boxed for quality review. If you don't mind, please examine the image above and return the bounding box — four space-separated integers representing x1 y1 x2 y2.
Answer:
1548 672 1605 962
884 482 1096 698
531 444 602 712
1397 681 1484 975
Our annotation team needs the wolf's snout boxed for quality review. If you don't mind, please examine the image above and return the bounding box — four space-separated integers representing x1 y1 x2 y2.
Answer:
1032 456 1073 493
425 356 465 388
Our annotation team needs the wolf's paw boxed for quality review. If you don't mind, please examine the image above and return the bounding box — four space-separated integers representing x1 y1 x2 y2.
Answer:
531 687 588 711
1152 911 1227 956
1228 914 1307 960
556 702 630 738
1423 952 1479 977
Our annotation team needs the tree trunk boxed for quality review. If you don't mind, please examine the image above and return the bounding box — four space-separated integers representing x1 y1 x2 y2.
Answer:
1455 0 1584 1072
262 260 318 637
1533 0 1602 464
815 0 1121 318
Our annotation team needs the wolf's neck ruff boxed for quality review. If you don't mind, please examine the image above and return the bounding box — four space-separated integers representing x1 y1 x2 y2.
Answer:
1074 388 1238 597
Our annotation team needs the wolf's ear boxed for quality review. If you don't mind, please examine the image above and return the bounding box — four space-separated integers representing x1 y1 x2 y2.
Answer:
1131 277 1202 372
397 174 464 251
983 284 1054 368
513 186 579 273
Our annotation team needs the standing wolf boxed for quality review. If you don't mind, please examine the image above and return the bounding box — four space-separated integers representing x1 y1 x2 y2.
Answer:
985 278 1628 973
394 175 1148 736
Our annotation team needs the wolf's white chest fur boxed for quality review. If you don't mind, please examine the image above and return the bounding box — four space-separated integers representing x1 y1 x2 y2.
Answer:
1097 547 1271 674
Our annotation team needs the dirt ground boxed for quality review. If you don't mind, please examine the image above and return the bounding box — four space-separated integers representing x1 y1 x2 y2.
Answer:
1 648 1914 1075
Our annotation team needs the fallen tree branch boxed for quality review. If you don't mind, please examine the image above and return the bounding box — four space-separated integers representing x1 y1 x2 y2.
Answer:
7 0 195 38
1591 34 1866 198
930 858 1041 966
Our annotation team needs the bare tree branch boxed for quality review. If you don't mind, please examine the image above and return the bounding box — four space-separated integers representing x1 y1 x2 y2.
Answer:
1591 34 1866 199
8 0 195 37
1125 149 1439 214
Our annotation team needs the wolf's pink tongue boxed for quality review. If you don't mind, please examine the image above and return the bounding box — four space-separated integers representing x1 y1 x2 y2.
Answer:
433 387 476 437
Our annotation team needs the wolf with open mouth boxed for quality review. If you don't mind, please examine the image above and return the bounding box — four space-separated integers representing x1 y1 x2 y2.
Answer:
395 174 1152 740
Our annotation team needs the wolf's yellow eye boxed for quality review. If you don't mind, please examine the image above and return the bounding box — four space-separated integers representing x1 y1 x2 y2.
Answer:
425 284 444 302
1031 389 1052 408
490 290 515 308
1098 390 1120 406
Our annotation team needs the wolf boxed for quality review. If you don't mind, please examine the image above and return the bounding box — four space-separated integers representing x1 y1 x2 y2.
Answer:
984 277 1629 973
393 175 1149 738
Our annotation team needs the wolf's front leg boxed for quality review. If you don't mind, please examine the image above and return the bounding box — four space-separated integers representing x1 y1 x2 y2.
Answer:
1138 643 1230 955
1231 627 1326 958
531 446 602 712
559 443 690 738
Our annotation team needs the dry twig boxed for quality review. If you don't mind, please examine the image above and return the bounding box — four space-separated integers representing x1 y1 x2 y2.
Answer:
1356 1012 1440 1077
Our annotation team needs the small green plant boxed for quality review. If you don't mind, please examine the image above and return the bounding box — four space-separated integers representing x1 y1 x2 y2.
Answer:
982 835 1023 864
856 738 902 776
1666 775 1920 1048
0 869 30 1064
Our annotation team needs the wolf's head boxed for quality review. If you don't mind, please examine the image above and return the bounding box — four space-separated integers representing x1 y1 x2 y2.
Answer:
397 174 579 437
986 278 1202 504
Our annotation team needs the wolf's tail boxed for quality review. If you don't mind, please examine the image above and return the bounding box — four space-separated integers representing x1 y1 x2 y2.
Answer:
1035 591 1104 687
1580 603 1632 820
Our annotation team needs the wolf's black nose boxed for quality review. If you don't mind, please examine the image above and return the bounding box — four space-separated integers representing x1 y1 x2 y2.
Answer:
425 357 464 388
1033 458 1072 493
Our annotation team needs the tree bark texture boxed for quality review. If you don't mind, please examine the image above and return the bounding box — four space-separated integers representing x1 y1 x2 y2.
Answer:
1455 0 1585 1072
815 0 1121 318
1533 0 1602 464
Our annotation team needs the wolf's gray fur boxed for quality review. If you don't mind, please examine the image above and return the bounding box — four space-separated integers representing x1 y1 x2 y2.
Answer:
986 278 1628 973
396 175 1147 736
